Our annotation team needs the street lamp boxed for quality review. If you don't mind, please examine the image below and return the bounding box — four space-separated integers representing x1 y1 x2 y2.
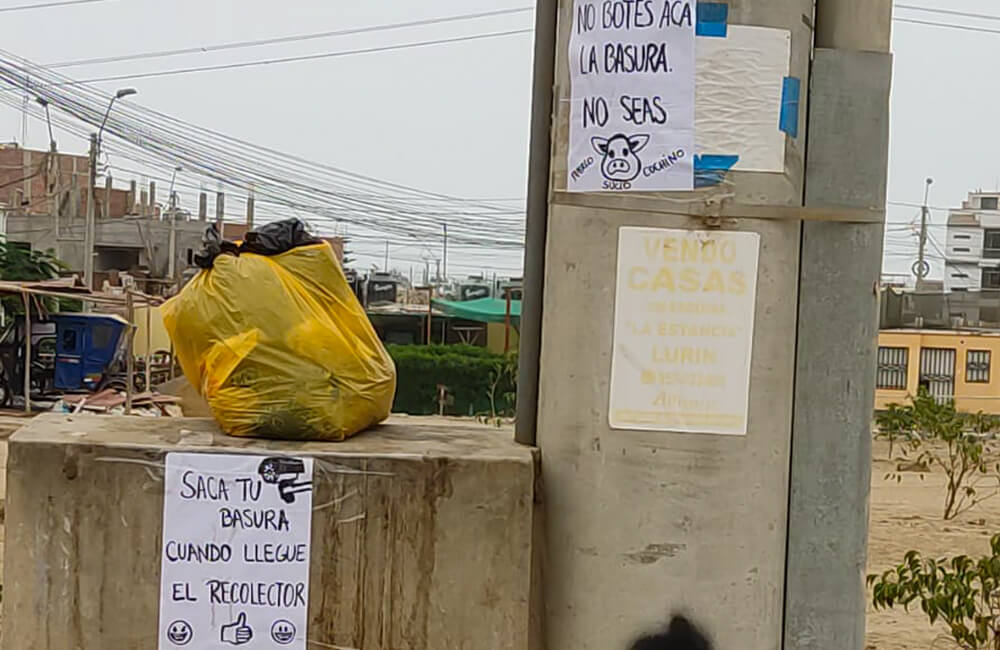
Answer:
97 87 137 144
85 87 137 293
168 166 183 209
34 97 55 152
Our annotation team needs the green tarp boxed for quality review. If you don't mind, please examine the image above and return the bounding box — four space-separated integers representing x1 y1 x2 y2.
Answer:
431 297 521 327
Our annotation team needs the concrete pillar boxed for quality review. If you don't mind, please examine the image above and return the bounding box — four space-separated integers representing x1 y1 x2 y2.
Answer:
4 414 540 650
783 1 893 649
149 181 156 218
216 191 225 230
68 175 79 220
815 0 892 52
128 180 137 215
104 175 112 218
530 1 817 648
198 192 207 221
21 149 31 203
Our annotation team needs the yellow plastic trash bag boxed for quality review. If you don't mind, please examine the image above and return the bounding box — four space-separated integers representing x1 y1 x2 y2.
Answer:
162 234 396 441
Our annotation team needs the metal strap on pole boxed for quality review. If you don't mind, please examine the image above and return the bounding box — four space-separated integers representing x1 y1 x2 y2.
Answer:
551 191 885 224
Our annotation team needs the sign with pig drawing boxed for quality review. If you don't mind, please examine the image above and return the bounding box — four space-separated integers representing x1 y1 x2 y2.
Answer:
567 0 696 192
158 453 314 650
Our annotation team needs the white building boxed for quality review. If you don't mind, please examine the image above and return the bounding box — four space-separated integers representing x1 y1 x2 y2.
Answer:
944 191 1000 291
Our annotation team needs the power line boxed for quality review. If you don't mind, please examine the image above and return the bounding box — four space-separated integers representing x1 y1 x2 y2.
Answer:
895 4 1000 22
45 29 534 86
0 0 112 12
894 16 1000 35
0 58 530 248
887 200 953 212
48 6 534 69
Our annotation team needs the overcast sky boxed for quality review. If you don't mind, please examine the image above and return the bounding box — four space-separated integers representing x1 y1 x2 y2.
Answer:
0 0 991 282
0 0 534 279
883 3 1000 285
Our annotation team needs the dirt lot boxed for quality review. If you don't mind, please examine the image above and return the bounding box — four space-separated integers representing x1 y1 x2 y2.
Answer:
866 439 1000 649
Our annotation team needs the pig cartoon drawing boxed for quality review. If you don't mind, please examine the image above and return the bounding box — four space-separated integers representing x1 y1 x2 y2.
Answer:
592 133 650 182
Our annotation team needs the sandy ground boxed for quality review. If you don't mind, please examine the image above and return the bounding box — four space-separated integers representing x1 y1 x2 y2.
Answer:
0 422 987 646
866 439 1000 649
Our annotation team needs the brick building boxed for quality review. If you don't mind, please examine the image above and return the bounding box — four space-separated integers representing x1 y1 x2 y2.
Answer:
0 144 343 291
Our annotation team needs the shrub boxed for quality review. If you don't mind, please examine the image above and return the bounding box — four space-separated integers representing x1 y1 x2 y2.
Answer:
879 390 1000 520
387 344 516 416
869 535 1000 649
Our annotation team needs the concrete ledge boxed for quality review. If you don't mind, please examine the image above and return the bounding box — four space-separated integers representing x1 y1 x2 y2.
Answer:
3 414 540 650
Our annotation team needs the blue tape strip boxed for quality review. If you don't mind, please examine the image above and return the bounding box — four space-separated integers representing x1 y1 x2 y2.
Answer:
696 2 728 37
694 154 739 188
780 76 801 138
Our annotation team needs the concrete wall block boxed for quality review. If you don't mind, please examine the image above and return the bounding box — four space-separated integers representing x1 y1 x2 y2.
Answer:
3 415 539 650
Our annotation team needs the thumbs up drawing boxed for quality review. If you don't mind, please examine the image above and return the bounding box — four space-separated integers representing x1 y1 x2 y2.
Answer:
221 612 253 645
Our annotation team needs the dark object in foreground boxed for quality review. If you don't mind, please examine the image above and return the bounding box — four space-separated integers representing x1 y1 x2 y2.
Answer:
194 218 320 269
630 615 713 650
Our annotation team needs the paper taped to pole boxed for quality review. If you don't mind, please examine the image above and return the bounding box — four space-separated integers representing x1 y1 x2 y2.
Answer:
567 0 696 192
609 227 759 435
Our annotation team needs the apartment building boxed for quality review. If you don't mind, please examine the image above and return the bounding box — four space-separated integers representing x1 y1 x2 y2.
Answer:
944 191 1000 291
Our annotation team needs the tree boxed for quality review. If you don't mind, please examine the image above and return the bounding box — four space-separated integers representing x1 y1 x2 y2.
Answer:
480 352 518 427
881 390 1000 520
0 239 77 314
876 402 915 460
869 535 1000 650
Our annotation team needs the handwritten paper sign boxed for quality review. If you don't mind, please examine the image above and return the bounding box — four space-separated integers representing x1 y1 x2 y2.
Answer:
158 453 314 649
609 227 759 435
567 0 696 192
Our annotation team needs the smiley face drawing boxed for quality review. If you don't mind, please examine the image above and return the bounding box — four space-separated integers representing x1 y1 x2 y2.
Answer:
166 620 193 646
271 619 296 645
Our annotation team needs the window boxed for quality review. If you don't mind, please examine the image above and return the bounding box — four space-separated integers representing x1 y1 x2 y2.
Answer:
952 272 970 278
955 234 972 240
877 346 909 390
61 329 78 352
984 269 1000 289
967 350 991 383
986 230 1000 258
954 247 971 253
90 324 114 350
983 197 999 210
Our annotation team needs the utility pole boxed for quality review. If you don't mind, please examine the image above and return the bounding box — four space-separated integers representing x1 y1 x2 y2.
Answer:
167 192 177 284
519 1 892 649
83 133 97 290
167 167 181 286
442 223 448 281
915 177 933 288
383 241 389 270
